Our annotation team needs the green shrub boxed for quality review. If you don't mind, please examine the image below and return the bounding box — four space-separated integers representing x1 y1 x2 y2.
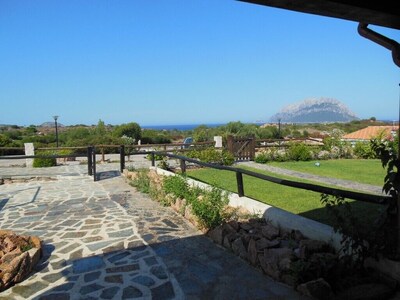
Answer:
191 187 229 229
186 148 234 166
255 151 269 164
163 175 190 199
146 152 164 161
129 169 151 193
353 142 376 159
33 151 57 168
161 175 230 229
287 143 312 161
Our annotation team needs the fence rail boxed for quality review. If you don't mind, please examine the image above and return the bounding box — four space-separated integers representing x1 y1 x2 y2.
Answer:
1 143 390 205
150 151 391 205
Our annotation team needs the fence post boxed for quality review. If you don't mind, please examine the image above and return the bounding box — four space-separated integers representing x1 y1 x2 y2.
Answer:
120 145 125 172
236 171 244 197
92 147 97 181
151 152 155 167
180 159 186 174
87 146 93 176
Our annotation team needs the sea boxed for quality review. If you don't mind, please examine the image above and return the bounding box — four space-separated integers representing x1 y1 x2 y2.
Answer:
141 123 264 131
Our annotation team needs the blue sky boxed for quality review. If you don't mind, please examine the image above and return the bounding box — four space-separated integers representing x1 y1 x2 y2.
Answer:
1 0 399 126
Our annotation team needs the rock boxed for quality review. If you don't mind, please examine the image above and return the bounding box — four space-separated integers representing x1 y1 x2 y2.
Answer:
258 254 280 280
281 274 297 287
13 252 31 283
239 222 253 232
222 223 237 235
223 235 232 250
264 248 293 264
279 239 298 249
297 278 333 300
291 229 305 241
207 227 224 245
278 257 292 271
0 249 22 265
232 238 248 261
299 239 330 259
256 238 280 250
227 220 239 231
247 239 258 266
261 224 279 240
29 236 41 249
335 283 395 300
28 247 41 267
0 231 42 293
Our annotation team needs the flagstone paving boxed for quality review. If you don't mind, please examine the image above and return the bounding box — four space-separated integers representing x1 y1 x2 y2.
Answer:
0 164 309 299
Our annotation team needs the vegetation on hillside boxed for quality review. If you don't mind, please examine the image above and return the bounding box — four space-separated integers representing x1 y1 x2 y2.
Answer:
0 118 394 154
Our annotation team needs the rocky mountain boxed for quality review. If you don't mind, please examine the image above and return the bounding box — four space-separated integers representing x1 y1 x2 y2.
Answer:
270 98 359 123
40 122 65 128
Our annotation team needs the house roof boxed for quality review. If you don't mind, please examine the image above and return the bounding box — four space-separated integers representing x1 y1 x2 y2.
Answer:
342 126 396 141
238 1 400 30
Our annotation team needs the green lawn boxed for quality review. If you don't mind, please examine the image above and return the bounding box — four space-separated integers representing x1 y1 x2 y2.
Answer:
186 166 385 232
268 159 386 186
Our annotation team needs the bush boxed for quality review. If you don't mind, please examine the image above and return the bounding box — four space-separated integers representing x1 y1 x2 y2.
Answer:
353 142 376 159
33 151 57 168
163 175 190 199
190 187 229 229
287 143 312 161
129 169 151 193
186 148 234 166
146 152 164 161
255 151 269 164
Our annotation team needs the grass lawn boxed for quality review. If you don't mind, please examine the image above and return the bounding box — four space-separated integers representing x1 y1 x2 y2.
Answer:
186 166 386 232
268 159 386 186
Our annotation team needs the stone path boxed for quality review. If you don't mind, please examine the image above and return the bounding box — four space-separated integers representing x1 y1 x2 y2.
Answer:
0 164 309 299
237 161 384 195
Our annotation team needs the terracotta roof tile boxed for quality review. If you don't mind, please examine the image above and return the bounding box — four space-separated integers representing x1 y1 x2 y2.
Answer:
342 126 396 140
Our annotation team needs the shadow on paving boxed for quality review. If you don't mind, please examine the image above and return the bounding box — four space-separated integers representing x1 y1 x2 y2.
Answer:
95 171 121 181
13 235 308 300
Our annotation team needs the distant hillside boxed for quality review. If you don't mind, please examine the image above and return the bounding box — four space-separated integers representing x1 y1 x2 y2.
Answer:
40 122 65 128
270 98 359 123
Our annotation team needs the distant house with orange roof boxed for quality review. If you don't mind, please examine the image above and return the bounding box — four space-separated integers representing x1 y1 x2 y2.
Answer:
342 126 397 142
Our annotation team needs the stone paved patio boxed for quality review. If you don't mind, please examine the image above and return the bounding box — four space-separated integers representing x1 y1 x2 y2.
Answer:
0 164 309 299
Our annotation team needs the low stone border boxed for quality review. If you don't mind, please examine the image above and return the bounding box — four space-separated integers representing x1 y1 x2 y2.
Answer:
0 230 43 292
124 167 399 299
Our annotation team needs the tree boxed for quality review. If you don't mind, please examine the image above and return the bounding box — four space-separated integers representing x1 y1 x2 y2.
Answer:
193 125 209 142
113 122 141 141
0 134 12 147
94 119 106 136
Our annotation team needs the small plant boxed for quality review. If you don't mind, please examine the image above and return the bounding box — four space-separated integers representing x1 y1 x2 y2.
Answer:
33 151 57 168
255 151 269 163
129 169 150 194
186 148 234 165
287 142 312 161
21 244 33 252
146 152 164 161
157 157 170 170
126 165 135 172
163 175 190 199
190 187 229 229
